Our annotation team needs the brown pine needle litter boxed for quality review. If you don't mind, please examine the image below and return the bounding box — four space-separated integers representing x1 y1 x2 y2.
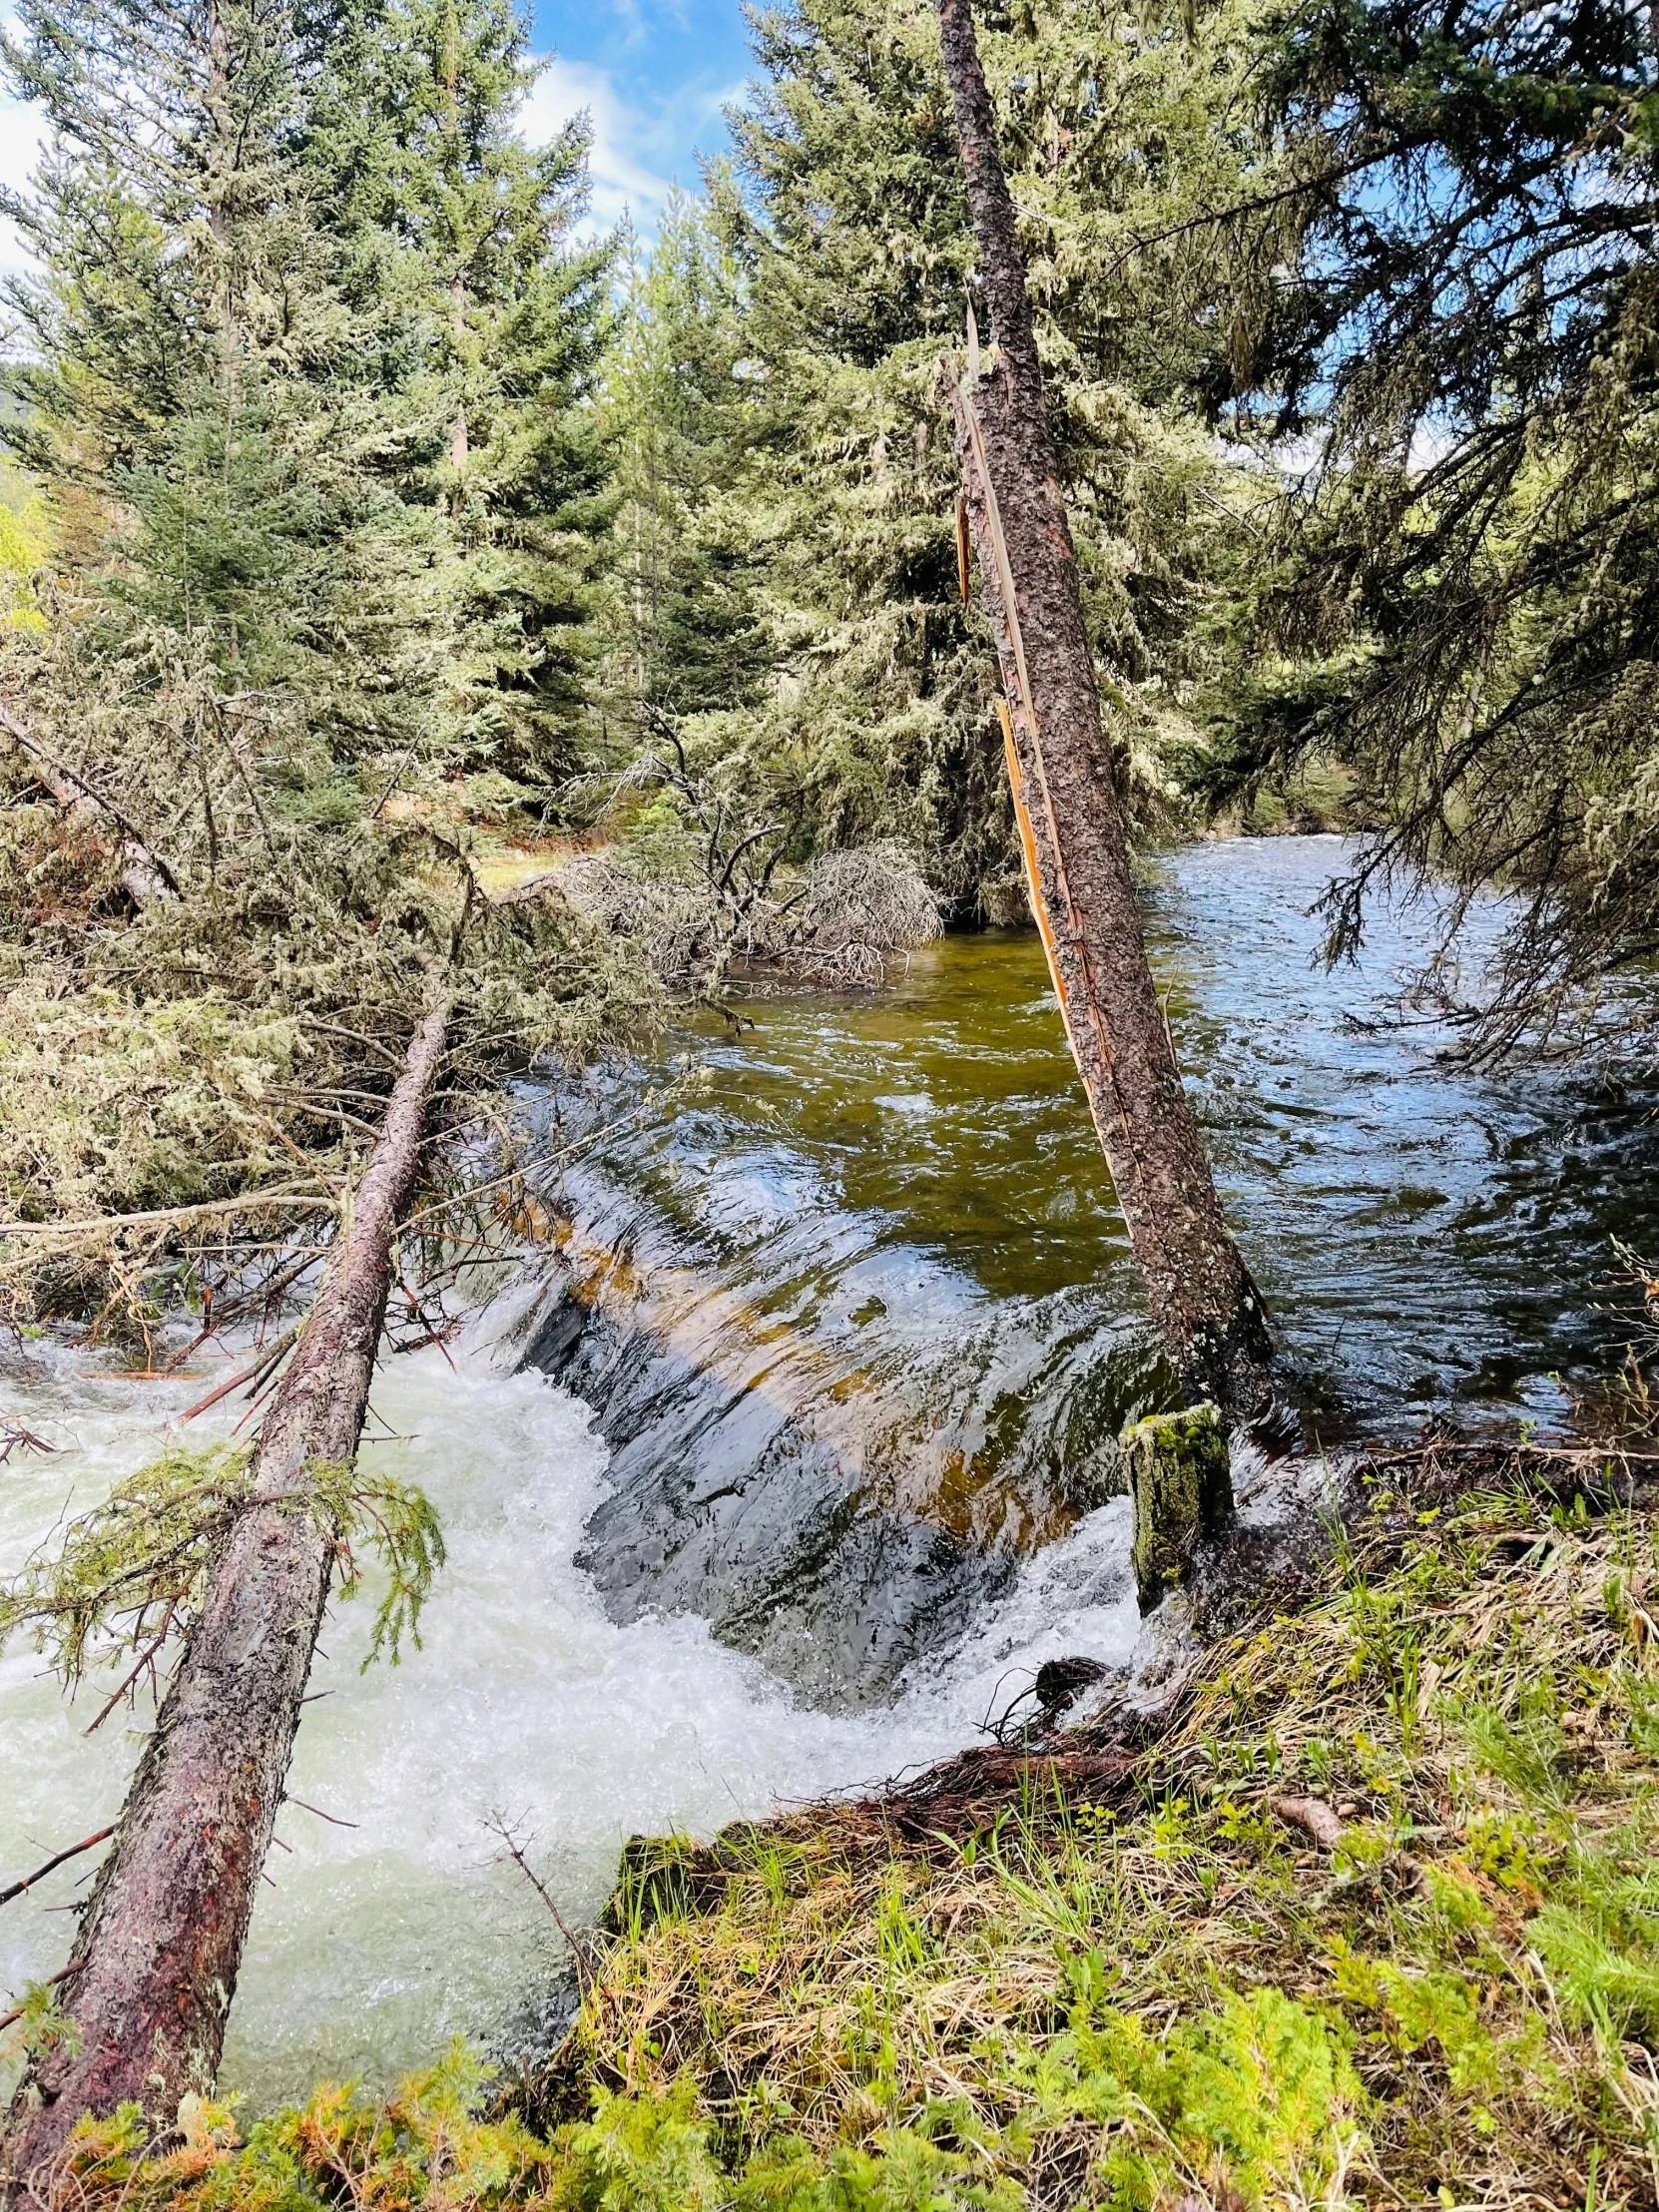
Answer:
13 1446 1659 2209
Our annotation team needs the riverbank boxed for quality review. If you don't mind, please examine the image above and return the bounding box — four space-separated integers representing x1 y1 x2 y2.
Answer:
28 1441 1659 2209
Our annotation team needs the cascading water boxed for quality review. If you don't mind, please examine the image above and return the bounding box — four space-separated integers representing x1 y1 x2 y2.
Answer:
518 836 1659 1700
5 835 1658 2111
0 1326 1143 2115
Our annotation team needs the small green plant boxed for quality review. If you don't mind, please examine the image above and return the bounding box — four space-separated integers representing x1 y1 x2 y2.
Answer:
0 1980 82 2069
0 1441 445 1709
1068 1987 1366 2209
1070 1798 1117 1837
1459 1807 1538 1891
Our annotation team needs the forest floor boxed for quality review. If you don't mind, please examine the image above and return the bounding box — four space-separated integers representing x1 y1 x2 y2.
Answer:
29 1444 1659 2211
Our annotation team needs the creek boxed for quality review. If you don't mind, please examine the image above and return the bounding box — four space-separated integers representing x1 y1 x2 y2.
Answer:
3 834 1656 2110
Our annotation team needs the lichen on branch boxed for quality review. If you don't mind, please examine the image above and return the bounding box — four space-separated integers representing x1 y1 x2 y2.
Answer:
0 1440 446 1711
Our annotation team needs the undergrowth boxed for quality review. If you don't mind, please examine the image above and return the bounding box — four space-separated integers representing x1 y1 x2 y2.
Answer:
14 1466 1659 2207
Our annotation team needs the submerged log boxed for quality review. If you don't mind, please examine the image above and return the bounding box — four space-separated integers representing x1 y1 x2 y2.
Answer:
2 1002 449 2190
934 0 1277 1423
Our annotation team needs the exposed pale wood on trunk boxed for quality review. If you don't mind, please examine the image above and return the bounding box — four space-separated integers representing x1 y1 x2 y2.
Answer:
2 1004 449 2191
1 706 178 909
936 0 1275 1417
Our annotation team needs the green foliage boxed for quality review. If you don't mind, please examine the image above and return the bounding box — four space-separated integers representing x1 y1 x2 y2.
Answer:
0 0 644 1326
0 471 50 631
1147 1985 1361 2199
328 0 617 788
1206 0 1659 1050
557 2082 729 2210
1530 1853 1659 2045
0 1440 445 1697
307 1456 448 1665
0 1443 254 1693
0 1981 83 2070
601 200 773 726
593 0 1290 913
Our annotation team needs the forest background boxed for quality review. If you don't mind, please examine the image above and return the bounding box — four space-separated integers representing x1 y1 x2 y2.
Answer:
0 0 1655 1331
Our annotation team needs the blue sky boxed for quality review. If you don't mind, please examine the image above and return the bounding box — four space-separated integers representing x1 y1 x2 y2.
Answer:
526 0 755 231
0 0 757 280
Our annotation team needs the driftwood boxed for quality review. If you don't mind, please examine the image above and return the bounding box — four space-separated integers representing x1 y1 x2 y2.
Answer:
934 0 1276 1423
0 704 177 909
2 1002 449 2191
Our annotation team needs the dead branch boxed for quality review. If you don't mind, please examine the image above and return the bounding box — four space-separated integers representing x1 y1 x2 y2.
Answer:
0 1831 116 1912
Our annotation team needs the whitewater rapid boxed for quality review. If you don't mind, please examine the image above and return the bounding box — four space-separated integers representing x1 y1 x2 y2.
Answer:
0 1309 1142 2112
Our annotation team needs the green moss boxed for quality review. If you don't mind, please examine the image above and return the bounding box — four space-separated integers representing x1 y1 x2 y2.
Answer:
1122 1401 1231 1607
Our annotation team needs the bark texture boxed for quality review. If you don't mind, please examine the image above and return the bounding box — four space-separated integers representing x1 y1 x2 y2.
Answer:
2 1004 449 2191
936 0 1275 1417
1 706 177 909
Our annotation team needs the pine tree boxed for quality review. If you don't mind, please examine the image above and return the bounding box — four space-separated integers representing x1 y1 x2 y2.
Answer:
337 0 617 792
1 0 450 825
602 195 773 723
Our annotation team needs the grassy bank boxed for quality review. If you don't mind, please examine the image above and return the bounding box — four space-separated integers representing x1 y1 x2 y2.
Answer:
16 1453 1659 2208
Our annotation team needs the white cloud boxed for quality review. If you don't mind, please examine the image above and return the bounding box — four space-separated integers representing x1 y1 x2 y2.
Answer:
520 59 676 236
0 44 731 287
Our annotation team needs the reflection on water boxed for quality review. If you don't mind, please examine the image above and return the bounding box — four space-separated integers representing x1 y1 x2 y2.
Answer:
5 834 1657 2105
528 837 1659 1698
1155 837 1659 1420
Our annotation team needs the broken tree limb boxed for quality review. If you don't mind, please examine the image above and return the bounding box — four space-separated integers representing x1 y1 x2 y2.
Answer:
0 704 179 907
0 1829 116 1912
934 0 1276 1421
1 1001 449 2189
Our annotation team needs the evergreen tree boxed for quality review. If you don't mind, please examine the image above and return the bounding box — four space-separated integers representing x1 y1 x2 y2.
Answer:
0 0 626 1324
1209 0 1659 1048
668 0 1285 911
1 0 449 824
336 0 617 791
602 195 773 722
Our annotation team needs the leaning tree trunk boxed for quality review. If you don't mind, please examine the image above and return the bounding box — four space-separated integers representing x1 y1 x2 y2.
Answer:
2 1003 449 2189
936 0 1275 1419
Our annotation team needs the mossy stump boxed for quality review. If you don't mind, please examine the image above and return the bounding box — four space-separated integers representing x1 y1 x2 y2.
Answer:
1123 1402 1231 1611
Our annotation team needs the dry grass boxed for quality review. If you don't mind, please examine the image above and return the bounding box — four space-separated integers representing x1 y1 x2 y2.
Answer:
544 840 942 996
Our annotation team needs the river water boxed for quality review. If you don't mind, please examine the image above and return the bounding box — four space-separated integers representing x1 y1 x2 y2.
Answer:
3 835 1655 2109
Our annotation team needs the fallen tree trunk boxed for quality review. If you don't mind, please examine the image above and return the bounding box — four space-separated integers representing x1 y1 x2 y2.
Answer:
0 704 177 909
2 1002 449 2191
935 0 1276 1421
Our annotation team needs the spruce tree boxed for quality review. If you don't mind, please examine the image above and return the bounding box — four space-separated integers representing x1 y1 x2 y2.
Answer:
1210 0 1659 1047
338 0 616 792
1 0 448 831
603 195 772 723
0 0 627 1325
685 0 1282 910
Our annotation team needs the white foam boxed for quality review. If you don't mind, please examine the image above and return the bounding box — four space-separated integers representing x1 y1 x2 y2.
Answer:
0 1316 1142 2112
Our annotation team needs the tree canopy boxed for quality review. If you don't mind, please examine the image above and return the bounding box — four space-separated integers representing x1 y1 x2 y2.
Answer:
2 0 1656 1327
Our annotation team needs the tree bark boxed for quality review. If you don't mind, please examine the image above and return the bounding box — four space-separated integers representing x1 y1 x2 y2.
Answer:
1 706 177 909
2 1003 449 2191
936 0 1275 1418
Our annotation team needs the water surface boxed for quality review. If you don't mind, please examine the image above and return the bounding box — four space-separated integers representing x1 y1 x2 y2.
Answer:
5 833 1655 2107
530 836 1659 1700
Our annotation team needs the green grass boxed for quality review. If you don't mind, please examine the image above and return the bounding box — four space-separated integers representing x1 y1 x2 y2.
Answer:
16 1463 1659 2208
